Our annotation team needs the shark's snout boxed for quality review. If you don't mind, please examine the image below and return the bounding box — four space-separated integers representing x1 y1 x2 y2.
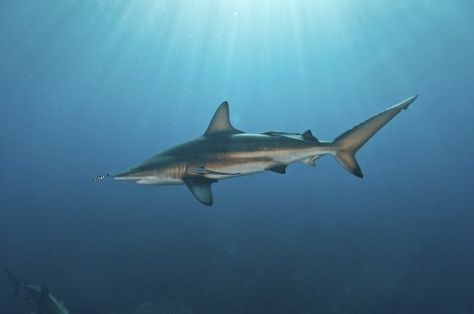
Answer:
113 168 137 180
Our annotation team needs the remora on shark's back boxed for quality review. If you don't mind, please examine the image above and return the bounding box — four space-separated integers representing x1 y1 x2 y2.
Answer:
99 96 417 205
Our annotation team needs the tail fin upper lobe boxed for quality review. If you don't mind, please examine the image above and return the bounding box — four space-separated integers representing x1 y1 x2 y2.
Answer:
333 96 417 177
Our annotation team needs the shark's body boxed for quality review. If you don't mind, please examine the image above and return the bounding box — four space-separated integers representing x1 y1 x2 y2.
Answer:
111 96 417 205
4 269 69 314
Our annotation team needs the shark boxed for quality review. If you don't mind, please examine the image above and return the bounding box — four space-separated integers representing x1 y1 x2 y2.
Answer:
104 96 417 205
4 269 69 314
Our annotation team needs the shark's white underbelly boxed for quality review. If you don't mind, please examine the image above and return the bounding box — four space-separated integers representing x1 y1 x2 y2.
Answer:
207 161 273 179
136 177 183 185
203 150 317 180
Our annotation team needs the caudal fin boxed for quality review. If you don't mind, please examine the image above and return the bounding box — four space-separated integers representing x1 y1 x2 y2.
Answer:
4 268 22 295
332 96 417 177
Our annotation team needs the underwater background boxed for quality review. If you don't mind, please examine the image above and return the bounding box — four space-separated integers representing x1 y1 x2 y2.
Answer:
0 0 473 313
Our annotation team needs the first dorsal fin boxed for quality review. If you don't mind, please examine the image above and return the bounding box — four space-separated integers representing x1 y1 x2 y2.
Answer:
204 101 242 135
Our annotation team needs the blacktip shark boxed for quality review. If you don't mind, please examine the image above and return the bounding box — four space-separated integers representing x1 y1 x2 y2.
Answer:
4 269 69 314
97 96 417 205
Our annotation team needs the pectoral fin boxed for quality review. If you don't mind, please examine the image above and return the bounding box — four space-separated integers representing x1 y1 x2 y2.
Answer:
183 177 216 205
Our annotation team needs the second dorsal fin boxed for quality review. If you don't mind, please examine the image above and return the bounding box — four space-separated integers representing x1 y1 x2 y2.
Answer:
204 101 243 135
301 129 319 142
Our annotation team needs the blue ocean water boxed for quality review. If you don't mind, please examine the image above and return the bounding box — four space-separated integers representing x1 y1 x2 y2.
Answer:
0 0 473 313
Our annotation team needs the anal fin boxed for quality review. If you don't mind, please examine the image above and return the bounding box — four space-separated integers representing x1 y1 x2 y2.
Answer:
267 164 287 174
